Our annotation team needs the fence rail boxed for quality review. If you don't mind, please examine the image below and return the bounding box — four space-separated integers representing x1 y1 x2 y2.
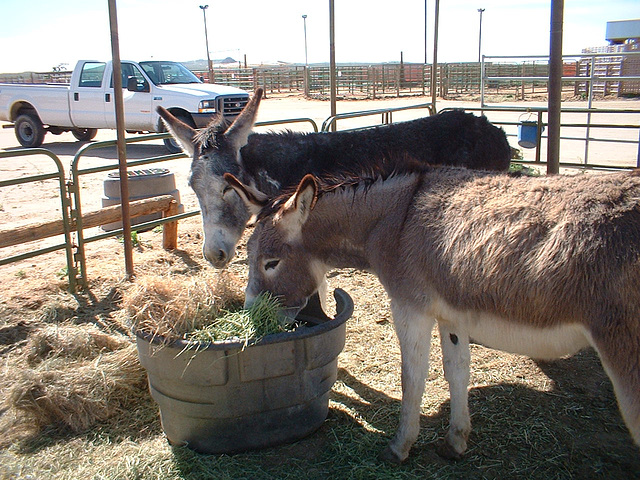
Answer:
481 51 640 105
0 149 75 285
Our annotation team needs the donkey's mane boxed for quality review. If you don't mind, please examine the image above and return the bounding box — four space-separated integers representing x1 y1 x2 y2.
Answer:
257 153 428 221
193 115 230 150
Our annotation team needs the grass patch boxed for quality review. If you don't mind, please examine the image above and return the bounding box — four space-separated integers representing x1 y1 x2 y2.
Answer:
509 162 541 176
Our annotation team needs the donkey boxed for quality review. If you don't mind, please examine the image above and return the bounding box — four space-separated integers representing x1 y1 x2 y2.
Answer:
157 88 511 268
225 166 640 462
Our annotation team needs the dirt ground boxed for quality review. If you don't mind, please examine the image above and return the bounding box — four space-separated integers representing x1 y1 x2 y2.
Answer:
1 94 640 479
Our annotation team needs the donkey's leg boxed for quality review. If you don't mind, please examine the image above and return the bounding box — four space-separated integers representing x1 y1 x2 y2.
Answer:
437 321 471 459
381 300 435 463
589 320 640 446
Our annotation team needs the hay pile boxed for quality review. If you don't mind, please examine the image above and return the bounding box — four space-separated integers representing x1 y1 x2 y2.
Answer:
25 324 130 365
5 326 148 436
9 344 147 433
123 271 287 344
123 270 244 340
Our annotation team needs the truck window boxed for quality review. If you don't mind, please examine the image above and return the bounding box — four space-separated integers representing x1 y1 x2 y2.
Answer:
79 62 106 87
139 61 201 85
110 63 146 89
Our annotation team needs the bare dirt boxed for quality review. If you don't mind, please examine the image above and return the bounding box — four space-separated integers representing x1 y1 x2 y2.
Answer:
1 94 640 479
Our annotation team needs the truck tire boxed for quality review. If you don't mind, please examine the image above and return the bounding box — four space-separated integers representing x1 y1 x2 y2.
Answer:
72 128 98 141
162 112 195 154
15 114 45 148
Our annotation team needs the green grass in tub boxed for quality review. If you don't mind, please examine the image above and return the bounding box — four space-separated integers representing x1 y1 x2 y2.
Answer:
186 292 288 344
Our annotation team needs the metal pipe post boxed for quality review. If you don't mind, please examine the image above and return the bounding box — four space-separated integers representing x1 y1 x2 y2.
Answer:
547 0 564 174
107 0 134 280
200 5 214 83
329 0 337 131
431 0 440 110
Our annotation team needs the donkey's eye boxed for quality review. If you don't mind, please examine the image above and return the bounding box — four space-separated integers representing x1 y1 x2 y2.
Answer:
264 259 280 271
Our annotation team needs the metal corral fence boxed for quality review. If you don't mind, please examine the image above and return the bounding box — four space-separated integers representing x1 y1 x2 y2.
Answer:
2 101 639 292
442 105 640 170
4 53 638 100
0 149 75 276
481 50 640 104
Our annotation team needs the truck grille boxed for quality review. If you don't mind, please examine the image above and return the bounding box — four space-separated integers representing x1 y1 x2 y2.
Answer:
219 96 249 117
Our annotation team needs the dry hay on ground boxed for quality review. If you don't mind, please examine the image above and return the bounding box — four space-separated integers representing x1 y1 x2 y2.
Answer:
24 324 130 365
3 325 146 441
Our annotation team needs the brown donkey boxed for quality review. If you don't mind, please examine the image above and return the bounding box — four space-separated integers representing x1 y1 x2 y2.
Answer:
225 166 640 462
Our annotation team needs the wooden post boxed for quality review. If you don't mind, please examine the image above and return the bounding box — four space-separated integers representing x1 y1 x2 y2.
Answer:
162 200 179 250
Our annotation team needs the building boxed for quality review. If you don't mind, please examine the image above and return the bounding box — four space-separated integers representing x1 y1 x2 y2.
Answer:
579 19 640 96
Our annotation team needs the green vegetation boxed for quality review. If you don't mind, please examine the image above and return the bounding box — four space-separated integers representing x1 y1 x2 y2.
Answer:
186 292 286 345
509 162 541 176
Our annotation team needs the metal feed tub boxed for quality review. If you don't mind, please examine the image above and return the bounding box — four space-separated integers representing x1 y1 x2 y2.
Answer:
135 288 353 454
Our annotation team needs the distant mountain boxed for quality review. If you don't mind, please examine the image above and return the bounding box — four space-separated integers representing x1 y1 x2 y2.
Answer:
181 58 238 70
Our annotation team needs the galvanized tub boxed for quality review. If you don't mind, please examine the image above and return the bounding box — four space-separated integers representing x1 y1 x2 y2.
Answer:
135 289 353 454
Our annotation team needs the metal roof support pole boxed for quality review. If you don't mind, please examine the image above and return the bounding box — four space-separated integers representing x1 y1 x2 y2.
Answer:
547 0 564 174
431 0 440 112
108 0 135 280
329 0 337 132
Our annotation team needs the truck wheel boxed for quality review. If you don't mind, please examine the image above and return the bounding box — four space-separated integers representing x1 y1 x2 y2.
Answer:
72 128 98 141
15 114 45 148
162 112 195 154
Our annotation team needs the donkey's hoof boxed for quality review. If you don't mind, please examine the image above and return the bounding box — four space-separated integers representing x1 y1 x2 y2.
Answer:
379 445 405 464
436 441 464 461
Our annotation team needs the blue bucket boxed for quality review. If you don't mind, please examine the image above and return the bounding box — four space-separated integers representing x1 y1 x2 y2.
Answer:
518 121 544 149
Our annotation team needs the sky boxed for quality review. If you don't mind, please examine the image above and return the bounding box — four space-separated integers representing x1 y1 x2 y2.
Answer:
1 0 639 73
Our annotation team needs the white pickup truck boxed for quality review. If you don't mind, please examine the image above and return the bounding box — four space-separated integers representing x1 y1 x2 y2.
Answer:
0 60 249 152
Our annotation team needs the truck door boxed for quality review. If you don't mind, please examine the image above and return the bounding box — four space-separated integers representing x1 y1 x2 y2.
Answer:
104 62 152 131
69 62 109 129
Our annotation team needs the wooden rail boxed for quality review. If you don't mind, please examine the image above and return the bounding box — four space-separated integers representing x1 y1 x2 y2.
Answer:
0 195 178 250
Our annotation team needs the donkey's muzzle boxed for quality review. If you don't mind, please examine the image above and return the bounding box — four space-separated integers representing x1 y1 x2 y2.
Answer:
203 244 234 268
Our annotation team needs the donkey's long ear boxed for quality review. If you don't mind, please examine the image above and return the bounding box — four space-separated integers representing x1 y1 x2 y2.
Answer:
223 173 268 218
156 106 196 156
225 88 263 154
277 174 318 237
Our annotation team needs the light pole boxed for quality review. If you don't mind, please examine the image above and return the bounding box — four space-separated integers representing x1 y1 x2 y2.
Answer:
477 8 485 63
200 5 213 83
424 0 428 65
302 14 308 66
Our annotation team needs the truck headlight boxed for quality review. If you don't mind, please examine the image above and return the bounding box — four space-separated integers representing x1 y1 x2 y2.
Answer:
198 100 217 114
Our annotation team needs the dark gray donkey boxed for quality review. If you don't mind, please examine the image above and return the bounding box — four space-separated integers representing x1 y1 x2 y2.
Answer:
158 88 511 267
